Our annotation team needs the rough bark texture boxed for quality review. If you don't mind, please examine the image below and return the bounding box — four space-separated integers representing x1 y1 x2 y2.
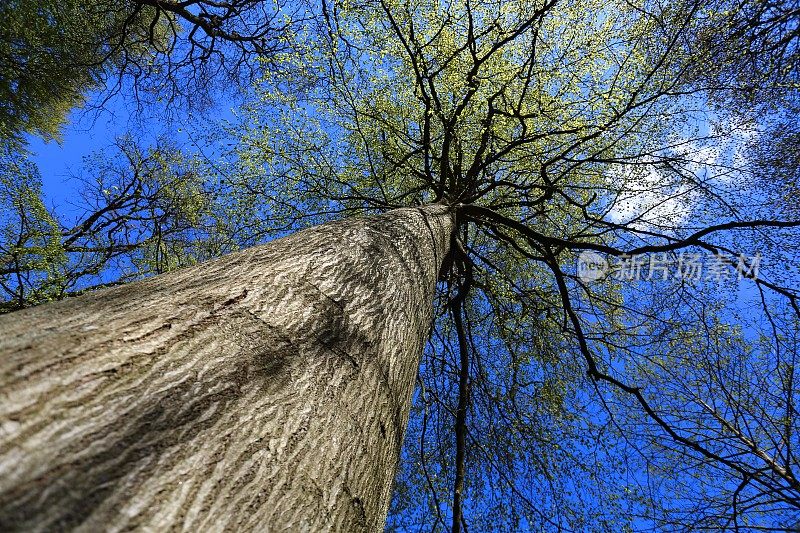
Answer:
0 205 453 532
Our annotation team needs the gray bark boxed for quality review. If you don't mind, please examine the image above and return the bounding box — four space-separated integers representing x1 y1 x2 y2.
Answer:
0 205 454 532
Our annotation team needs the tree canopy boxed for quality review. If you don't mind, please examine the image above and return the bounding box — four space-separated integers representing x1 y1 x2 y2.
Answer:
0 0 304 143
2 0 800 530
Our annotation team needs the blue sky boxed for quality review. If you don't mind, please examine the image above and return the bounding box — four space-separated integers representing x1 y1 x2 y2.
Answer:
27 110 118 217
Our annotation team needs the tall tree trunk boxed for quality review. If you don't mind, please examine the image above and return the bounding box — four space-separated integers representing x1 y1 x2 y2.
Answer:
0 205 454 532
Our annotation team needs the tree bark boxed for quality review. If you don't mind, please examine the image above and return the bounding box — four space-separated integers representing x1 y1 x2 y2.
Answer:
0 205 454 532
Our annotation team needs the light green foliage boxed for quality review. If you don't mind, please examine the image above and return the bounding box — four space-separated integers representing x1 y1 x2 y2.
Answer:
238 0 701 234
0 145 66 310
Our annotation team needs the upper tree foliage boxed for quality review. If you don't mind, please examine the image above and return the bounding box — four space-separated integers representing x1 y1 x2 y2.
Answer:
2 0 800 530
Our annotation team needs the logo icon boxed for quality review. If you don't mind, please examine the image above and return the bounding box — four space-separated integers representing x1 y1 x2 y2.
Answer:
577 251 608 282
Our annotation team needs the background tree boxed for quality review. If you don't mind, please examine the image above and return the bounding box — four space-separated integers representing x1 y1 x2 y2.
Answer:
0 144 66 309
0 0 303 144
0 0 158 142
0 137 253 312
